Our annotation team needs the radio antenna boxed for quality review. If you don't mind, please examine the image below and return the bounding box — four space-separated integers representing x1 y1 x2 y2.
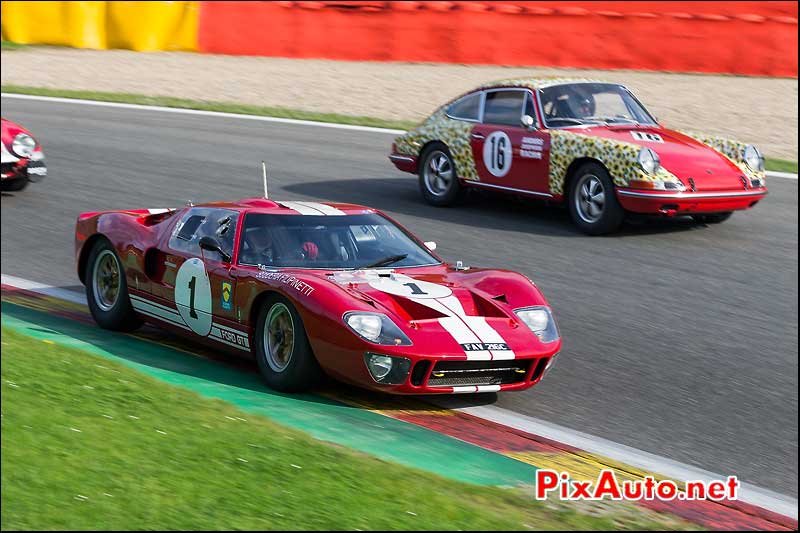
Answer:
262 161 269 199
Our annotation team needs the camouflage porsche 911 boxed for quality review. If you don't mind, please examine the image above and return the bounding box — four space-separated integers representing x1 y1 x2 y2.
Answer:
389 79 767 235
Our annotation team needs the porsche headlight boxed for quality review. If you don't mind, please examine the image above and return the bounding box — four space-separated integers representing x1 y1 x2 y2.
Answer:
344 312 412 345
637 147 661 175
514 306 560 343
744 144 764 172
11 133 36 158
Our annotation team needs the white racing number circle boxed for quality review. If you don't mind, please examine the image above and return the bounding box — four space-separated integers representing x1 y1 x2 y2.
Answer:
175 258 213 336
368 274 452 300
482 131 512 178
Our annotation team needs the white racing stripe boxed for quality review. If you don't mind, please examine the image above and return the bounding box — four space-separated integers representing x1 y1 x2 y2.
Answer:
452 385 502 394
293 201 346 216
1 273 796 520
279 201 326 215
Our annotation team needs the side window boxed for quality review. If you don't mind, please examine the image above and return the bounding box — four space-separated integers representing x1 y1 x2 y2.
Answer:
446 92 481 122
169 208 238 261
524 92 537 123
483 90 525 127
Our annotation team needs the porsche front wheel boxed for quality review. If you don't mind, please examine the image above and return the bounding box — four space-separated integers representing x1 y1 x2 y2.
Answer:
568 163 625 235
85 240 142 331
254 295 323 392
419 143 462 206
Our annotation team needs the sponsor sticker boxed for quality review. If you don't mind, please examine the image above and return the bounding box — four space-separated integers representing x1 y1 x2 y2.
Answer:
221 281 233 311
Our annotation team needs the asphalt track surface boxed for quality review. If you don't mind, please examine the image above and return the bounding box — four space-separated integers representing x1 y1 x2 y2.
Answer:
1 96 797 497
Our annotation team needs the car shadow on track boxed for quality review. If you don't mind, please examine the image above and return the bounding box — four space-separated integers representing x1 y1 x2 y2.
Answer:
283 177 707 237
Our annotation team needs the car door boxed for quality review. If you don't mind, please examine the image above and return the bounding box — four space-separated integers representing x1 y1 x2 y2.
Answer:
470 89 551 195
157 207 241 340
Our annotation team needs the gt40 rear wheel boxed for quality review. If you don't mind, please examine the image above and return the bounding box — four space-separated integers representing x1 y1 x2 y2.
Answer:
85 239 142 331
254 294 323 392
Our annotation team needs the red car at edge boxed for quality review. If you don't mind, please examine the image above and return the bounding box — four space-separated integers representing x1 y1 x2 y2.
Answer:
75 198 561 394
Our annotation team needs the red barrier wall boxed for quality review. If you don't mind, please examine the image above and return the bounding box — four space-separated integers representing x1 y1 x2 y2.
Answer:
198 1 798 77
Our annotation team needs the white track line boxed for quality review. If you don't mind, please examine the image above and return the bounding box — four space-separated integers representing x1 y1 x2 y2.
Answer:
1 272 797 520
2 92 798 180
0 93 406 135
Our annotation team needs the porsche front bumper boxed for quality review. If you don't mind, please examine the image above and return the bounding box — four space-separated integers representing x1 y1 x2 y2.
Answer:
617 187 767 215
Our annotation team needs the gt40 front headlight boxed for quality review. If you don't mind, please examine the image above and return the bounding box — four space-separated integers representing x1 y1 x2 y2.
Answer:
11 133 36 158
515 306 560 343
744 144 764 172
344 312 412 346
637 147 661 175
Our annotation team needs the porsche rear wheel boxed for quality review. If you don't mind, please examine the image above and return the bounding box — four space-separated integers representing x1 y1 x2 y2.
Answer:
419 143 462 206
254 294 322 392
692 212 733 224
568 163 625 235
85 240 142 331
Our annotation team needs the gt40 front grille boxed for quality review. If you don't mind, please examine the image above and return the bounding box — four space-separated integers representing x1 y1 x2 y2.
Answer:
426 359 532 388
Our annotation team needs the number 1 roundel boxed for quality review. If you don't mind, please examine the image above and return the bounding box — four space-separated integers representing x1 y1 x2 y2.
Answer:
368 274 452 300
175 258 213 336
482 131 512 177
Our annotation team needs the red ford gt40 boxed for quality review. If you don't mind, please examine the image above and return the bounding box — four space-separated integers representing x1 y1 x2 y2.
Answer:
75 198 561 394
1 118 47 191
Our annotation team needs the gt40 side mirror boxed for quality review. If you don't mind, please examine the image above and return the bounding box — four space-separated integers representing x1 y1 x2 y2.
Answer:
424 241 437 251
521 114 536 130
199 235 231 263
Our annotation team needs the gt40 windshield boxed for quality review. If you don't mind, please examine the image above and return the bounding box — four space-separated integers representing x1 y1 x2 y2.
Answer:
238 213 440 269
539 83 657 128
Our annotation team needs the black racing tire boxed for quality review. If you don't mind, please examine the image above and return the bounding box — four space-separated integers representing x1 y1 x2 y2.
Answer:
567 162 625 235
0 176 29 192
418 142 463 207
85 239 143 331
254 294 323 392
692 212 733 224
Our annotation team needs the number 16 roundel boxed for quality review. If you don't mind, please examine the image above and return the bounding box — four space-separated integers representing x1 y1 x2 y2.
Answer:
175 258 213 336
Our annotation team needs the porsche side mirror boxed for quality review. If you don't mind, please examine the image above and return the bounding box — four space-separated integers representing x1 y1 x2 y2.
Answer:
424 241 437 251
199 235 231 263
521 114 536 130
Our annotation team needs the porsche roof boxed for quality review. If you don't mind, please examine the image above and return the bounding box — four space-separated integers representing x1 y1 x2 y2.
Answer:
478 77 616 91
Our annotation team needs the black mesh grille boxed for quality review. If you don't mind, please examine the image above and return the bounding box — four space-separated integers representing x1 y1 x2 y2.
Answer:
427 359 532 388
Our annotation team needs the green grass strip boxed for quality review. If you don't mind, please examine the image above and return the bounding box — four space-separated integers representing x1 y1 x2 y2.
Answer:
764 157 798 174
0 324 693 530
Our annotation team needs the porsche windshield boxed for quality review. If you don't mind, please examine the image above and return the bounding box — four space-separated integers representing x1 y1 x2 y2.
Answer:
539 83 657 128
238 213 440 269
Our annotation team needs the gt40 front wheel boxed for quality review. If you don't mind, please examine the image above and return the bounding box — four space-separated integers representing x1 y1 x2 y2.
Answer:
254 295 323 392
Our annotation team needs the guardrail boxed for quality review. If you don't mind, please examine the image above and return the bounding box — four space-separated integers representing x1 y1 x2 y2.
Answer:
1 1 797 76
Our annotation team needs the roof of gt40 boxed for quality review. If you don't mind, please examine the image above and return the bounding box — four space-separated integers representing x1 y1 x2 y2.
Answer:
198 197 375 216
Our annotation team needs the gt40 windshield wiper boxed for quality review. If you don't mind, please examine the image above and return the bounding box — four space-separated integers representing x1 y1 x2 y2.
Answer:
361 254 408 269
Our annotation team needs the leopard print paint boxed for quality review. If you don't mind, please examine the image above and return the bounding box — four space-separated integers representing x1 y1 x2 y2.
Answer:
394 108 480 181
679 131 766 185
395 77 681 193
547 130 679 195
